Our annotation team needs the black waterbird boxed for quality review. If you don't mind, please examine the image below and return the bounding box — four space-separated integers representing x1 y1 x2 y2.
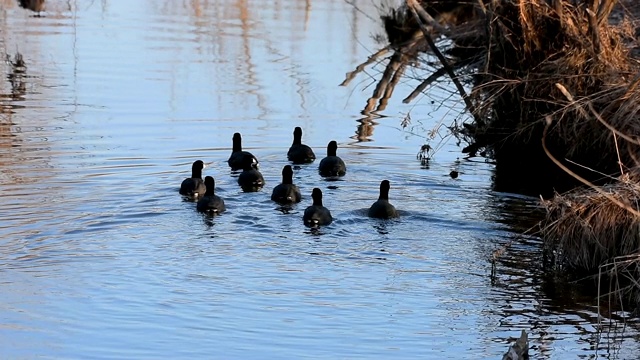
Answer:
318 140 346 177
197 176 226 214
179 160 206 199
368 180 398 219
227 132 259 171
303 188 333 227
287 127 316 164
271 165 302 204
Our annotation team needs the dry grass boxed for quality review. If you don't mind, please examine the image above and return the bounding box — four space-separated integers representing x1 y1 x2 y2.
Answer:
596 254 640 315
541 176 640 271
463 0 640 171
347 0 640 178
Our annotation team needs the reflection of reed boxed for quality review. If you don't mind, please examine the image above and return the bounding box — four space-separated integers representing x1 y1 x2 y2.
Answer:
0 118 20 188
0 53 27 116
304 0 311 31
236 0 267 117
0 54 21 184
0 0 13 9
148 0 379 125
153 0 280 118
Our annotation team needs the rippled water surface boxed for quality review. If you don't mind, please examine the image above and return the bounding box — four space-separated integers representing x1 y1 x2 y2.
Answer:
1 1 639 359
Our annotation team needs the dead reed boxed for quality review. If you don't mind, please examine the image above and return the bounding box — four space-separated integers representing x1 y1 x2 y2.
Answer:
541 175 640 271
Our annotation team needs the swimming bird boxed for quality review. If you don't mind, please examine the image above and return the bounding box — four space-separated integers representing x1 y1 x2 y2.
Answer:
227 132 258 171
238 153 264 192
287 127 315 164
368 180 399 219
179 160 207 198
271 165 301 204
197 176 226 214
318 140 346 177
303 188 333 227
17 0 45 15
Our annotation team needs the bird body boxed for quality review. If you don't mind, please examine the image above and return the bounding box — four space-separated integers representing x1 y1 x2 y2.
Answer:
228 133 258 171
180 160 206 199
368 180 398 219
287 127 315 164
238 153 264 192
271 165 301 204
303 188 332 226
197 176 226 214
319 141 346 177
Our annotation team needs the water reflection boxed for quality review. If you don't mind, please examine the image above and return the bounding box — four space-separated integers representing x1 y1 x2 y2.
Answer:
372 221 390 235
5 53 27 102
201 214 217 228
275 205 295 215
0 0 638 359
352 115 377 142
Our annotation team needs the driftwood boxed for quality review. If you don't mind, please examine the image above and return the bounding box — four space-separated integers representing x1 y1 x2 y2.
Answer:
502 330 529 360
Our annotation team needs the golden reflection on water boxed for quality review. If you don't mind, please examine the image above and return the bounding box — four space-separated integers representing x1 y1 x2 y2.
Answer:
144 0 380 136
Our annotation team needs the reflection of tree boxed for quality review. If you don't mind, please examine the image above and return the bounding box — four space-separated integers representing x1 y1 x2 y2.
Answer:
0 0 12 8
151 0 276 118
147 0 379 130
351 115 377 143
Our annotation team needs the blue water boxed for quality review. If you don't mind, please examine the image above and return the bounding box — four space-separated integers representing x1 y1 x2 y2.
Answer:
0 0 638 359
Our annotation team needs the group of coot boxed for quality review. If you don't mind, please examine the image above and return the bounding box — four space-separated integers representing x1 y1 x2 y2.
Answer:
179 127 398 227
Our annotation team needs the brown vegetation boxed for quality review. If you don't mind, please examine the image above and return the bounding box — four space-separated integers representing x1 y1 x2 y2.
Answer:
346 0 640 308
346 0 640 195
541 175 640 272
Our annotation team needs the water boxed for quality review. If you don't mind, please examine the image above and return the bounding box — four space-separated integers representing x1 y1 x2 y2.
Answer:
0 1 638 359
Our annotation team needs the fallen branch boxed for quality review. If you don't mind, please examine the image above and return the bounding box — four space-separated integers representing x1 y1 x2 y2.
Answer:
406 0 483 126
403 58 474 103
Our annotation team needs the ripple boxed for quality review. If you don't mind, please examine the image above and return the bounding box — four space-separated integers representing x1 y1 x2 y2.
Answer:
0 1 632 359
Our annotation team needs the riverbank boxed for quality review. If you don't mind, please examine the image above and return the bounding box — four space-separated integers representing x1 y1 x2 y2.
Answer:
346 0 640 310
